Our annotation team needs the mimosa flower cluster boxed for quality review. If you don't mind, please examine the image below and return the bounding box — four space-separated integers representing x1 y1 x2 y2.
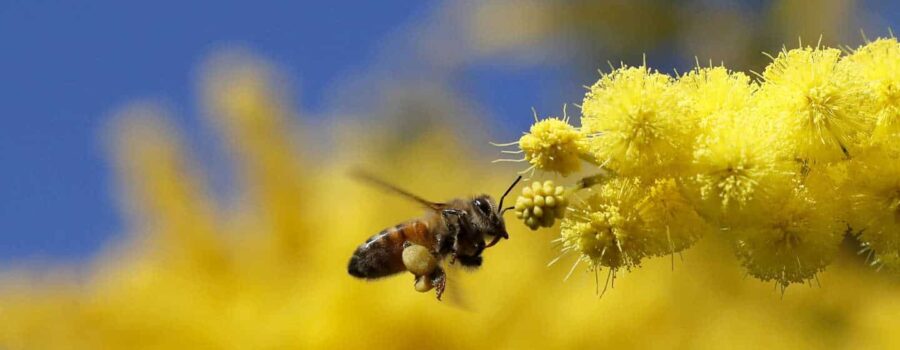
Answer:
498 38 900 288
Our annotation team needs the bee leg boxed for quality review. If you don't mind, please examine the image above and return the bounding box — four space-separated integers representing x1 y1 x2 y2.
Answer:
435 235 458 265
448 235 463 266
429 266 447 301
436 234 454 255
441 209 467 264
441 208 467 218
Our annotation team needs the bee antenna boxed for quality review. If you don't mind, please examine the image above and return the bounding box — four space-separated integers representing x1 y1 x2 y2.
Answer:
497 175 523 214
500 206 515 215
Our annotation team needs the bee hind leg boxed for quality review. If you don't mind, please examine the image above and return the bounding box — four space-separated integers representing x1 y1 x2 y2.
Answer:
429 266 447 301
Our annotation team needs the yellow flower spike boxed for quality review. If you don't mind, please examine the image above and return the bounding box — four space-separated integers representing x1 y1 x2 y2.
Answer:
757 46 874 163
846 37 900 145
110 104 226 270
845 146 900 268
731 183 844 288
636 177 710 255
514 180 569 230
581 65 695 177
504 111 586 176
686 111 796 224
202 52 309 259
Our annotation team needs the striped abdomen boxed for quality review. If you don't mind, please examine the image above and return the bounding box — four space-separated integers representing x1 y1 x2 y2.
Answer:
348 220 433 279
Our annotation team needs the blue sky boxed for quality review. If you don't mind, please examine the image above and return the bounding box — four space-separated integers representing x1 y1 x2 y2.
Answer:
0 1 566 262
0 1 897 263
0 1 445 262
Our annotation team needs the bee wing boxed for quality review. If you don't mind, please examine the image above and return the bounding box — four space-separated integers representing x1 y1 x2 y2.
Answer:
350 168 447 211
439 259 474 311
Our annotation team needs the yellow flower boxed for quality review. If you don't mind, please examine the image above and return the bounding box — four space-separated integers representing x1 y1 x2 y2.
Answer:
675 66 756 129
559 177 704 273
560 178 655 272
846 145 900 269
636 177 710 255
803 159 852 213
502 113 586 176
757 46 873 163
202 52 309 259
731 183 844 288
687 111 796 224
846 37 900 145
108 105 227 271
581 66 694 177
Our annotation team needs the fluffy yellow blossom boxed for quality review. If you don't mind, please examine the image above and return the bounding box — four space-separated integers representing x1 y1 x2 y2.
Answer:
676 66 756 128
559 177 700 273
802 160 852 215
581 66 694 177
757 46 873 163
846 37 900 145
687 113 796 224
507 115 586 176
846 146 900 269
636 177 710 255
731 184 844 288
514 180 568 229
675 66 793 224
560 178 655 272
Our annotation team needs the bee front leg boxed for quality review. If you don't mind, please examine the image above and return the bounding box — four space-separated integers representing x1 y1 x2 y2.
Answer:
435 234 454 256
441 209 467 264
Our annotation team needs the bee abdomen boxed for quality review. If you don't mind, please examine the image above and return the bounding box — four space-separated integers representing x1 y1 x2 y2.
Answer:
348 225 408 279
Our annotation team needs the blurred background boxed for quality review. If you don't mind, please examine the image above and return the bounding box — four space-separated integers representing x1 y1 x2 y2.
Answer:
1 1 899 348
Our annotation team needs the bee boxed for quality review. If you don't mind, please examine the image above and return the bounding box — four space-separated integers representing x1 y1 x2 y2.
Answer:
347 170 522 300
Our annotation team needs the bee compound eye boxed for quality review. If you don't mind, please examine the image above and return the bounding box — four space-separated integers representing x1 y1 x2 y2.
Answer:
474 198 491 214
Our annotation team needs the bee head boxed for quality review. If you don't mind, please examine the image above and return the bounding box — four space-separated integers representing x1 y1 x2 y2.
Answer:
475 175 522 249
470 195 508 241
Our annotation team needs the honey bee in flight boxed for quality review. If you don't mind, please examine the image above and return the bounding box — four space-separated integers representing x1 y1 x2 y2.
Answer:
347 170 522 300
